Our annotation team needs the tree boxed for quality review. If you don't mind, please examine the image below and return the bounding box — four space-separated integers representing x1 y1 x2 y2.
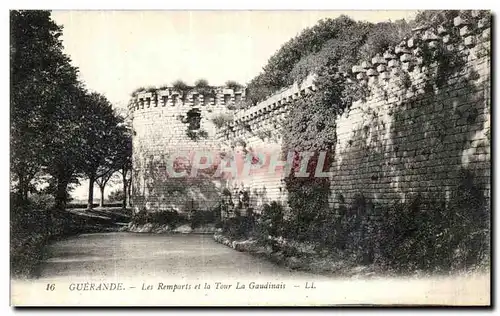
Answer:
10 10 83 207
245 15 358 103
112 108 133 208
91 108 132 209
115 123 132 209
95 170 116 207
43 86 94 209
78 92 124 209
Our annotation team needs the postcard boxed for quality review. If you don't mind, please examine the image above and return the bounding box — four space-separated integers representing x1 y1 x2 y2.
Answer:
10 9 491 306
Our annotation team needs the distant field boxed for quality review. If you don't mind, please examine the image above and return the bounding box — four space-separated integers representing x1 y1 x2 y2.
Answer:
66 202 126 209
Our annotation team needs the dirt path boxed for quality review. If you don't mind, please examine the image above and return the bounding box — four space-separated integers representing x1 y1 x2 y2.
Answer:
35 232 315 280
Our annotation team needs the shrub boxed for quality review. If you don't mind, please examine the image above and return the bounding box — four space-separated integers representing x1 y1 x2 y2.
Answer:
211 204 223 228
211 112 234 129
255 202 284 243
172 80 190 92
442 169 490 269
132 209 187 227
145 86 157 93
222 216 254 239
226 101 247 111
284 175 331 242
186 129 208 141
10 208 50 277
28 193 55 211
190 209 218 229
377 196 433 269
194 79 210 89
194 79 216 98
357 20 411 62
108 189 124 203
245 81 275 106
131 86 146 97
374 173 489 272
225 80 243 91
10 200 64 277
131 209 148 225
11 204 50 236
260 168 489 272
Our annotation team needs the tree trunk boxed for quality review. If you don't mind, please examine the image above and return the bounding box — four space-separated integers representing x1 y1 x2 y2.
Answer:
87 174 95 210
127 177 132 207
16 171 30 203
20 177 28 202
99 185 105 208
55 177 69 210
122 173 127 209
22 185 28 201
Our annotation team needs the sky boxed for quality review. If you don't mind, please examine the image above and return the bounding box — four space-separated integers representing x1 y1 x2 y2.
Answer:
51 10 417 200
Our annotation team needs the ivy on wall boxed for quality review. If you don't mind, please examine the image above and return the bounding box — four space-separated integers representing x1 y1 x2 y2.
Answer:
282 58 351 227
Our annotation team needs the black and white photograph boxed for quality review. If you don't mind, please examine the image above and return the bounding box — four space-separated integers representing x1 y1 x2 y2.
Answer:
9 8 491 306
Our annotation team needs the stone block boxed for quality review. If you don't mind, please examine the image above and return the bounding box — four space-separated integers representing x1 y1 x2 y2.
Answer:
361 61 372 69
388 59 400 68
454 16 469 27
400 54 412 62
482 28 491 40
352 65 364 74
464 36 476 48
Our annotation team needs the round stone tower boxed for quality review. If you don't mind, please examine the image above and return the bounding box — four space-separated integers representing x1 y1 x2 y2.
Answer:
128 85 245 213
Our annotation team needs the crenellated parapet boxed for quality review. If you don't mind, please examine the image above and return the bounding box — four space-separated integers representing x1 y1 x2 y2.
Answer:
217 74 316 142
350 11 491 99
127 85 246 116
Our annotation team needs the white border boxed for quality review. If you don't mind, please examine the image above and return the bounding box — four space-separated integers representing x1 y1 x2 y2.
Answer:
2 1 498 314
4 0 499 10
